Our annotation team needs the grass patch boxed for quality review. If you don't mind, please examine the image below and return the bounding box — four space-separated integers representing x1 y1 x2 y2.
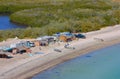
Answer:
0 0 120 41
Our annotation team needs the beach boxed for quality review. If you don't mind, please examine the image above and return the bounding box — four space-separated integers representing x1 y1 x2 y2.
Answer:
0 25 120 79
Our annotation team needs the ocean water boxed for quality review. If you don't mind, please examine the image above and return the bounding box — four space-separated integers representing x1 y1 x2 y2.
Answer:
32 44 120 79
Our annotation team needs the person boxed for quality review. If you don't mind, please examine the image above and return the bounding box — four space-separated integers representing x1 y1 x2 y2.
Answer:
26 48 33 56
39 46 41 50
12 48 18 55
26 48 32 53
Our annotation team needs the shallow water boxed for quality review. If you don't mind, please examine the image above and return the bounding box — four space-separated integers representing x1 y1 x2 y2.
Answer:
32 43 120 79
0 15 25 30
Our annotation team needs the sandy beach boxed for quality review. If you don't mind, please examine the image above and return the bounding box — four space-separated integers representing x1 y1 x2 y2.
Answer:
0 25 120 79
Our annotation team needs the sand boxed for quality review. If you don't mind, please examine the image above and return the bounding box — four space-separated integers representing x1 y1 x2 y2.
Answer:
0 25 120 79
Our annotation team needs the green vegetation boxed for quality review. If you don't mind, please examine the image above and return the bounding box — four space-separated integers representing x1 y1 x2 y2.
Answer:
0 28 43 41
0 0 120 41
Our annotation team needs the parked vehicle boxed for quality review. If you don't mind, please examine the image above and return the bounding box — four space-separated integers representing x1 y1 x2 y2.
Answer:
74 34 86 39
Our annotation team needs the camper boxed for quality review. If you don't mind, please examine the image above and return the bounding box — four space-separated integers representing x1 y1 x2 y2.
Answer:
37 36 57 45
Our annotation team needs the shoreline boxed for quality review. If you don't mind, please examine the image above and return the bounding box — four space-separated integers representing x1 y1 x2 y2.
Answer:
0 25 120 79
28 37 120 79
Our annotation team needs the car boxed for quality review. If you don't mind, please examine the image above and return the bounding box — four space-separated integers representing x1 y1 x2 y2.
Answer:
75 34 86 39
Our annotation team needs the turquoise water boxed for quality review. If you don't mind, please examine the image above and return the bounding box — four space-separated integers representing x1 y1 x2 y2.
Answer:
32 44 120 79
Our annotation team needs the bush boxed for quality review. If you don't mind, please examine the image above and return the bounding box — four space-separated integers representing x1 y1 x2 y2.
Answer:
0 0 120 41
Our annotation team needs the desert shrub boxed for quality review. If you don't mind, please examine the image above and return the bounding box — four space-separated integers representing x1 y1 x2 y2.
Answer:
0 0 120 41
